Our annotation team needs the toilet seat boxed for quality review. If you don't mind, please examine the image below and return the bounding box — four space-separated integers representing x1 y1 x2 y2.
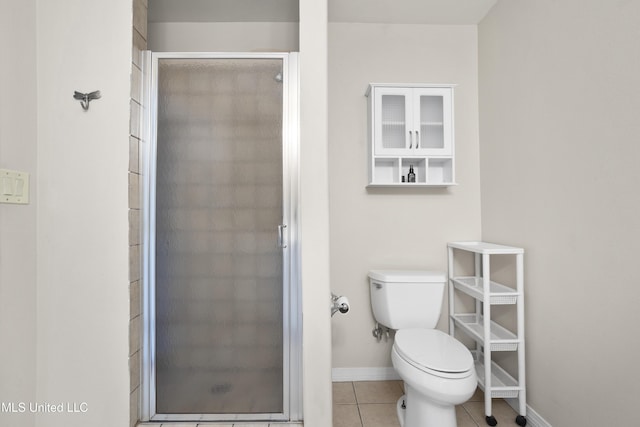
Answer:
394 329 474 379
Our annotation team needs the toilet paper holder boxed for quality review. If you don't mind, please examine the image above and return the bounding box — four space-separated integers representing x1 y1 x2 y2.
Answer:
331 292 350 316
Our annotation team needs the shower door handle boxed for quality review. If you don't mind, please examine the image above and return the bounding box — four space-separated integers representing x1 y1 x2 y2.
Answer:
278 224 288 249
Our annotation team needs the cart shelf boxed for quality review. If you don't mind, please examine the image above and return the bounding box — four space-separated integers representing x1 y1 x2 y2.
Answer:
451 276 519 305
452 314 519 351
448 241 527 426
473 351 522 399
448 241 524 255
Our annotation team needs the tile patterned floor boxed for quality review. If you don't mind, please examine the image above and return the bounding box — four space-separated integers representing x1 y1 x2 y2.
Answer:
333 381 521 427
140 423 302 427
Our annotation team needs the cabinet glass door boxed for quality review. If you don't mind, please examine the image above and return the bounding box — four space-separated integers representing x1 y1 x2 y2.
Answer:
414 88 452 155
374 88 412 155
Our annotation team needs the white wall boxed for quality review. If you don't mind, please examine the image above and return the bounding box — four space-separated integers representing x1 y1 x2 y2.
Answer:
300 0 333 425
143 2 332 423
148 22 299 52
479 1 640 425
34 0 132 426
0 1 37 426
0 1 333 426
329 23 482 370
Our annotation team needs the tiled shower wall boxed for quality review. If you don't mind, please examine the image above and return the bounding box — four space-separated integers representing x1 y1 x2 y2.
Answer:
130 0 147 426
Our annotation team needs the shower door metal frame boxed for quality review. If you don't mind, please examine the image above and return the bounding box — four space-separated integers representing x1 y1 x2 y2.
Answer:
140 52 302 423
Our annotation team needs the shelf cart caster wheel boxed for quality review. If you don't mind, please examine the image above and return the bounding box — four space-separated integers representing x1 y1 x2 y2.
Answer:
516 415 527 426
485 415 497 426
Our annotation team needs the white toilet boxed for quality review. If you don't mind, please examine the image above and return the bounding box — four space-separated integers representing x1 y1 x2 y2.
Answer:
369 270 477 427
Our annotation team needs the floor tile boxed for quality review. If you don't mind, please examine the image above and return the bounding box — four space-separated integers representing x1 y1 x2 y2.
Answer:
333 404 362 427
329 381 517 427
333 381 357 404
354 380 404 404
467 386 485 402
464 399 521 426
359 403 400 427
456 405 480 427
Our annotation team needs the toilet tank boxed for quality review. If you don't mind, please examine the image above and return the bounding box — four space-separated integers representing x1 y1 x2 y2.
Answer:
369 270 446 329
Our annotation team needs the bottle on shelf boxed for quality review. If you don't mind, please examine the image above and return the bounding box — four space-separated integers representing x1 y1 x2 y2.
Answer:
408 165 416 183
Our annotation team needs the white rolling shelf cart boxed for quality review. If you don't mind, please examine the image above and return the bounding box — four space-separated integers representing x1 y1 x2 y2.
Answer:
447 242 527 427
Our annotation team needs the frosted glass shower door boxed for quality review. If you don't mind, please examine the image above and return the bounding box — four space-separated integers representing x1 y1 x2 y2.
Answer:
152 56 289 418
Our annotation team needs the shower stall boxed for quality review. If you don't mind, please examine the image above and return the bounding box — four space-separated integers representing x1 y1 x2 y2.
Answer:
140 53 301 423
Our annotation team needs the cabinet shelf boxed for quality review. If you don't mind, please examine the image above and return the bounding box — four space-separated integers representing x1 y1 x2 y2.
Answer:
473 351 522 399
366 182 455 188
452 314 519 351
451 277 519 305
367 84 455 187
369 155 456 186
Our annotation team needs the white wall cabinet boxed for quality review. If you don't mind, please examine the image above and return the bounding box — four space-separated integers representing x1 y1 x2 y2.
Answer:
448 241 527 427
366 84 455 187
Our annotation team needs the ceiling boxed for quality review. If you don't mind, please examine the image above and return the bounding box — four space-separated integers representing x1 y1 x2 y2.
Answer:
330 0 497 24
148 0 498 25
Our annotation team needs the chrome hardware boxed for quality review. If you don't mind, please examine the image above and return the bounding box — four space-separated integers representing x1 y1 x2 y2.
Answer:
331 292 350 316
73 90 101 111
277 224 287 248
372 322 390 342
416 130 420 148
408 130 413 149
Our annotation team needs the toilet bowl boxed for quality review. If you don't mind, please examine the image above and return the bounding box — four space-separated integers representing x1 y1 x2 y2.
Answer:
368 270 477 427
392 329 477 427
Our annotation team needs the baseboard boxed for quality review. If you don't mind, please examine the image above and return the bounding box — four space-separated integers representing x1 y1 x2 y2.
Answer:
332 367 401 382
505 398 552 427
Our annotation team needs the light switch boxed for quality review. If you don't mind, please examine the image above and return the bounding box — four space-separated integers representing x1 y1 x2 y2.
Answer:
0 169 30 204
15 178 24 196
1 176 12 195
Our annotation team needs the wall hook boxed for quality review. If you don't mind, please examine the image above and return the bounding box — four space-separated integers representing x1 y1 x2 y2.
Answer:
73 90 101 111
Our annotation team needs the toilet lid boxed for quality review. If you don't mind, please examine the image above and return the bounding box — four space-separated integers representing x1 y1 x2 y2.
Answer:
394 329 473 374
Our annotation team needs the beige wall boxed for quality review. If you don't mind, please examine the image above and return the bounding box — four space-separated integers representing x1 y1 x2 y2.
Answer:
148 22 299 52
329 23 482 370
35 0 132 426
479 1 640 425
0 1 37 426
